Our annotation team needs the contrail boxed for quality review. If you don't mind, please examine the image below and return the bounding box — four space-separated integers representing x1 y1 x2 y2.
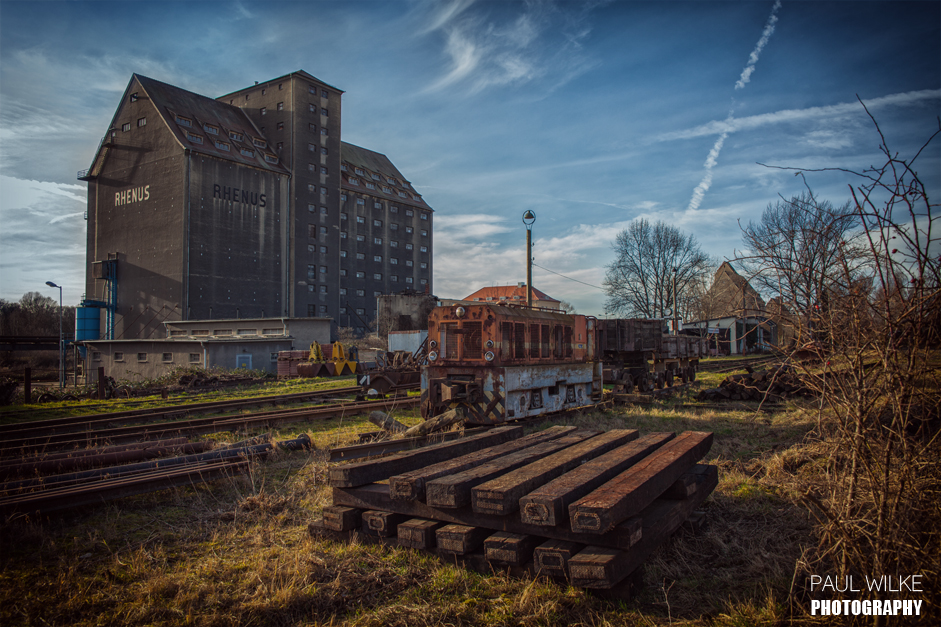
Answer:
736 0 782 90
687 0 783 211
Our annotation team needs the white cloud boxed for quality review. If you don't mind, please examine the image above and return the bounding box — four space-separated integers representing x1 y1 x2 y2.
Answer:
656 90 941 142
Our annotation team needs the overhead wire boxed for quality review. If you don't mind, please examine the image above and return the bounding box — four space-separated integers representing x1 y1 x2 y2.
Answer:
531 262 606 291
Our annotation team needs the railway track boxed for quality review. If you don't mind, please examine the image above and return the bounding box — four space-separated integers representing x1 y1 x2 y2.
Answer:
0 385 420 516
0 383 368 432
698 354 779 373
0 393 420 456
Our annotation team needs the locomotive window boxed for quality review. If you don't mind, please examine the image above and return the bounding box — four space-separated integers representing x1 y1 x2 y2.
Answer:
464 322 482 359
441 323 459 360
514 323 526 359
541 325 550 358
501 322 513 358
564 326 574 358
529 324 541 358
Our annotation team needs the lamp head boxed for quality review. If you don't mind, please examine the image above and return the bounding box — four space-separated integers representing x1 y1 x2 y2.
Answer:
522 210 536 227
45 281 59 288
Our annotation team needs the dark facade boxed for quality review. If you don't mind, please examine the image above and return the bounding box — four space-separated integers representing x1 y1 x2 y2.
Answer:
81 71 432 340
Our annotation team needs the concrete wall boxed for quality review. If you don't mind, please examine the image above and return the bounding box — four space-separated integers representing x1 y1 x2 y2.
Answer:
187 155 290 320
85 337 294 381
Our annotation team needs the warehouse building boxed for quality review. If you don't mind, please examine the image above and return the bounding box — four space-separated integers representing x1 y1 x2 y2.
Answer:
80 70 432 342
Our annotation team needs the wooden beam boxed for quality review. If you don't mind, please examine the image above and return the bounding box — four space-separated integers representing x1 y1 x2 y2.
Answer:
484 532 541 566
331 483 645 550
436 524 490 554
361 510 408 537
569 432 713 534
397 518 443 550
389 426 579 502
534 539 582 577
322 505 362 532
425 430 597 509
518 432 675 527
471 429 639 516
329 426 522 487
568 464 718 588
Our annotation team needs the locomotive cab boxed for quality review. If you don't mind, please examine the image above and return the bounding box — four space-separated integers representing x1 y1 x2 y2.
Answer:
421 303 602 424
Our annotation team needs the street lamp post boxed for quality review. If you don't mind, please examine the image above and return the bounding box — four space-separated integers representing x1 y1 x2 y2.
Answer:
45 281 64 389
672 267 679 336
522 211 536 308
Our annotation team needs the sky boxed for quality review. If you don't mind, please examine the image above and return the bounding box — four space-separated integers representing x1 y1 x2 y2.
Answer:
1 0 938 316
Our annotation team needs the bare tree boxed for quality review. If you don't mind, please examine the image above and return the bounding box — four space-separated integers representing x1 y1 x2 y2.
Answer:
737 192 859 329
603 219 711 319
557 300 577 314
755 108 941 615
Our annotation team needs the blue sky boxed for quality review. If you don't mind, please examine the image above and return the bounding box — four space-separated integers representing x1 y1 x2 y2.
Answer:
1 0 938 316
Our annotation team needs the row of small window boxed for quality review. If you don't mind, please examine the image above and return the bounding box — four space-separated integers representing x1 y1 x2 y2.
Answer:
306 186 330 197
172 114 279 163
121 117 147 131
308 144 330 155
343 234 428 252
337 253 428 268
346 178 420 200
342 165 409 190
341 196 428 220
95 351 201 364
229 83 329 102
343 215 428 236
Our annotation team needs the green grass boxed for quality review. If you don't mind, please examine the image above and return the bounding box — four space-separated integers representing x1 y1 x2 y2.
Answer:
0 376 830 627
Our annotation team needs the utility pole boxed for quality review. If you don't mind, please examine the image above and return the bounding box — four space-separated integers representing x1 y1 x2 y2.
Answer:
672 267 679 336
522 211 536 308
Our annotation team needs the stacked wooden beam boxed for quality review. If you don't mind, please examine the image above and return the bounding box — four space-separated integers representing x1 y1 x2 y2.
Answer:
311 425 717 592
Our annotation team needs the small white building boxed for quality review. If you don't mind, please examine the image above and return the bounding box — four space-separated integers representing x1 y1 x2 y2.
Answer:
82 317 331 381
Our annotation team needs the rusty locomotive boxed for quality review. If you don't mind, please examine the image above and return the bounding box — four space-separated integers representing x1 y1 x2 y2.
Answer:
420 303 705 424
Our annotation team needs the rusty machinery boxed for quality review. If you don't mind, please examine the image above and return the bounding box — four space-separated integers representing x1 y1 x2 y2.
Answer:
420 303 707 424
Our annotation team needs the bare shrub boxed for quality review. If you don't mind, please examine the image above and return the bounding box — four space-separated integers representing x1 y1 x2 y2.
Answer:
742 106 941 617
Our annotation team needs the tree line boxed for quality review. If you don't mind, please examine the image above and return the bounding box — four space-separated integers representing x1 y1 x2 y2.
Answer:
0 292 76 337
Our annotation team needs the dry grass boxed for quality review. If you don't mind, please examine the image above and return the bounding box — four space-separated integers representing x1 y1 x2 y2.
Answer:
0 387 865 627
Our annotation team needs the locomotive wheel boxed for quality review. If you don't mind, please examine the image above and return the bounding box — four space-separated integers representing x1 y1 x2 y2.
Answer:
689 365 697 382
664 369 674 387
679 367 689 384
655 372 664 389
621 374 634 394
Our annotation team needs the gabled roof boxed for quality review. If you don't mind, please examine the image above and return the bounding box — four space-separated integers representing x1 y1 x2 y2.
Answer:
464 285 559 303
135 74 290 174
341 142 431 211
86 74 290 177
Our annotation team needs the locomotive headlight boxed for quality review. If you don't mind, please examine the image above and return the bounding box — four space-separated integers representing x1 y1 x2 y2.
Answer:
455 306 466 318
485 340 494 349
485 351 495 362
428 351 438 361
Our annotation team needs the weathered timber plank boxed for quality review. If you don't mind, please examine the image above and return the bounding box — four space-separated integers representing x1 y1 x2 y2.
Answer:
390 425 579 502
568 464 718 588
534 539 582 577
518 432 675 527
329 426 522 487
436 524 490 554
331 483 644 550
398 518 443 550
471 429 639 516
361 510 408 537
425 430 598 509
322 505 362 531
569 431 713 534
307 521 648 600
484 532 541 566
